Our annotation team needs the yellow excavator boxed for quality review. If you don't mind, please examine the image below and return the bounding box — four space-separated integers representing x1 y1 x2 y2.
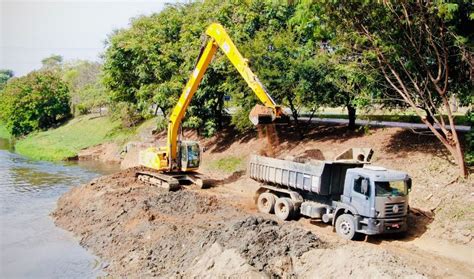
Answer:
137 23 283 190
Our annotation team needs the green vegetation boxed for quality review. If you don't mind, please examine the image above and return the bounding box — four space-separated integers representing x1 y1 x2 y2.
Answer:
41 54 63 69
323 1 472 176
0 122 10 139
14 115 129 161
102 1 341 135
62 60 108 116
209 156 244 174
0 70 71 137
0 69 14 90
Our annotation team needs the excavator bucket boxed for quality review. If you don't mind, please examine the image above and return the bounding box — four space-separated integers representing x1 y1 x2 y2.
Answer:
249 104 276 126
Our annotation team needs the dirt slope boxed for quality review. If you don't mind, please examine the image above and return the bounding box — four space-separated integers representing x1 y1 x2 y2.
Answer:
56 123 473 277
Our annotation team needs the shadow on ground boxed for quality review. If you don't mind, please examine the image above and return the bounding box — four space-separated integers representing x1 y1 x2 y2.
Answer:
366 207 435 244
384 129 467 161
203 123 370 154
206 170 246 188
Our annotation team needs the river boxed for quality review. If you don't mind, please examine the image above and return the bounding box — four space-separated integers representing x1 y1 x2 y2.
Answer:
0 138 119 278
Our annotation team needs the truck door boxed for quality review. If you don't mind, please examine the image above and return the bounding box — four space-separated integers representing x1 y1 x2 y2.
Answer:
350 176 372 217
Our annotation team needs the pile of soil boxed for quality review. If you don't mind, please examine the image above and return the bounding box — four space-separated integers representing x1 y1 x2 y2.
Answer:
53 168 424 277
53 168 322 277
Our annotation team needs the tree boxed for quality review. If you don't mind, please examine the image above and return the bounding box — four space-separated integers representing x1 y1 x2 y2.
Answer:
0 71 71 136
62 61 108 115
0 69 14 89
321 54 381 130
102 1 300 134
325 1 473 177
41 54 63 69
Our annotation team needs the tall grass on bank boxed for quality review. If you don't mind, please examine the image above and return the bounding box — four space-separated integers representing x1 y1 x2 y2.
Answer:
14 115 132 161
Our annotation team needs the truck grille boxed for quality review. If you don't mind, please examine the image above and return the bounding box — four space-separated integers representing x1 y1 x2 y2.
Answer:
384 202 405 217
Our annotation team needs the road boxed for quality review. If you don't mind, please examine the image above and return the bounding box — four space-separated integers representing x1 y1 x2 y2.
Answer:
299 117 471 132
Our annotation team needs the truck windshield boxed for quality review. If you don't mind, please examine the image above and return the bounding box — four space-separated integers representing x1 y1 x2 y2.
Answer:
375 181 407 197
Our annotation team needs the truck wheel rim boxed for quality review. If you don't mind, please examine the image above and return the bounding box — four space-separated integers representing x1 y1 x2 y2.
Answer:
262 198 270 209
340 220 352 235
278 203 287 214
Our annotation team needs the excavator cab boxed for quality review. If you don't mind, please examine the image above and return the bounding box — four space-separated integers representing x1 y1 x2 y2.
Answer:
179 141 201 172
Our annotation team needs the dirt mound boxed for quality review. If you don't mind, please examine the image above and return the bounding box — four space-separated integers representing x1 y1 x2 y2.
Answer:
53 169 323 277
205 216 323 274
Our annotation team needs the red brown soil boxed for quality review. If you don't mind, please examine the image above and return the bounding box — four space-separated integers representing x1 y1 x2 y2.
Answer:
53 167 425 277
55 123 474 278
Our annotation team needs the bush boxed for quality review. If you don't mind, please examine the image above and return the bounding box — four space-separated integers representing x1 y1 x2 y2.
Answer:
0 71 71 137
76 104 90 115
111 102 143 128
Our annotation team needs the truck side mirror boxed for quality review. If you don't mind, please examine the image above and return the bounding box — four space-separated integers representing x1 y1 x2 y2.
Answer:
407 178 412 192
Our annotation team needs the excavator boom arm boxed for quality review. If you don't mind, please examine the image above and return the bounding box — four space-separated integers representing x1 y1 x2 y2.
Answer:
167 23 280 169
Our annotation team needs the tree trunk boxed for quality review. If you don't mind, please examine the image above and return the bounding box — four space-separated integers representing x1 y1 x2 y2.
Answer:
347 105 356 131
287 97 303 139
419 117 468 178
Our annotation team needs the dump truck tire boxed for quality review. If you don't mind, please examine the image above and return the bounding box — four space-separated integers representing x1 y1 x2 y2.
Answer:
275 198 294 221
257 193 276 214
335 214 358 240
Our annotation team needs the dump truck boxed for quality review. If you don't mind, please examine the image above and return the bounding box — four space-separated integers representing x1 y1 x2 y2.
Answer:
249 148 411 240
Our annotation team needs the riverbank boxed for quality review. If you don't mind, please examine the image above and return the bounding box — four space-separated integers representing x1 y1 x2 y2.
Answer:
53 123 473 277
11 115 156 161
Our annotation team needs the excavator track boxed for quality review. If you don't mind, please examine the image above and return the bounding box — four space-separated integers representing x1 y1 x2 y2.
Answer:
136 170 210 191
136 171 181 191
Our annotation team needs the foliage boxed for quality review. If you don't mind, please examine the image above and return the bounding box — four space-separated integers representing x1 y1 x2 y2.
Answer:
102 1 336 134
62 60 108 115
0 122 10 139
0 69 14 89
41 54 63 69
323 1 473 176
0 70 71 137
110 102 143 128
101 0 472 161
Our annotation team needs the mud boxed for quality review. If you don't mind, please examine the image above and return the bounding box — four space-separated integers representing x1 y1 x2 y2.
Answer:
53 168 426 277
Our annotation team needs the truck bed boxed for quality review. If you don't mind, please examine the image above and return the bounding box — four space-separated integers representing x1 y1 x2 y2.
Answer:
248 155 363 196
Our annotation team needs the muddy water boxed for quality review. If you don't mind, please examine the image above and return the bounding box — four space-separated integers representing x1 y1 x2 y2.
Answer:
0 138 119 278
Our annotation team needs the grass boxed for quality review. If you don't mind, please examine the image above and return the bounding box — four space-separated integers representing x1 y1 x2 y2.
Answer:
0 122 10 139
14 115 135 161
209 156 244 173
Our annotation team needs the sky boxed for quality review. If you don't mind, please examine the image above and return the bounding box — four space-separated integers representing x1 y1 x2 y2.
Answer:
1 0 185 76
